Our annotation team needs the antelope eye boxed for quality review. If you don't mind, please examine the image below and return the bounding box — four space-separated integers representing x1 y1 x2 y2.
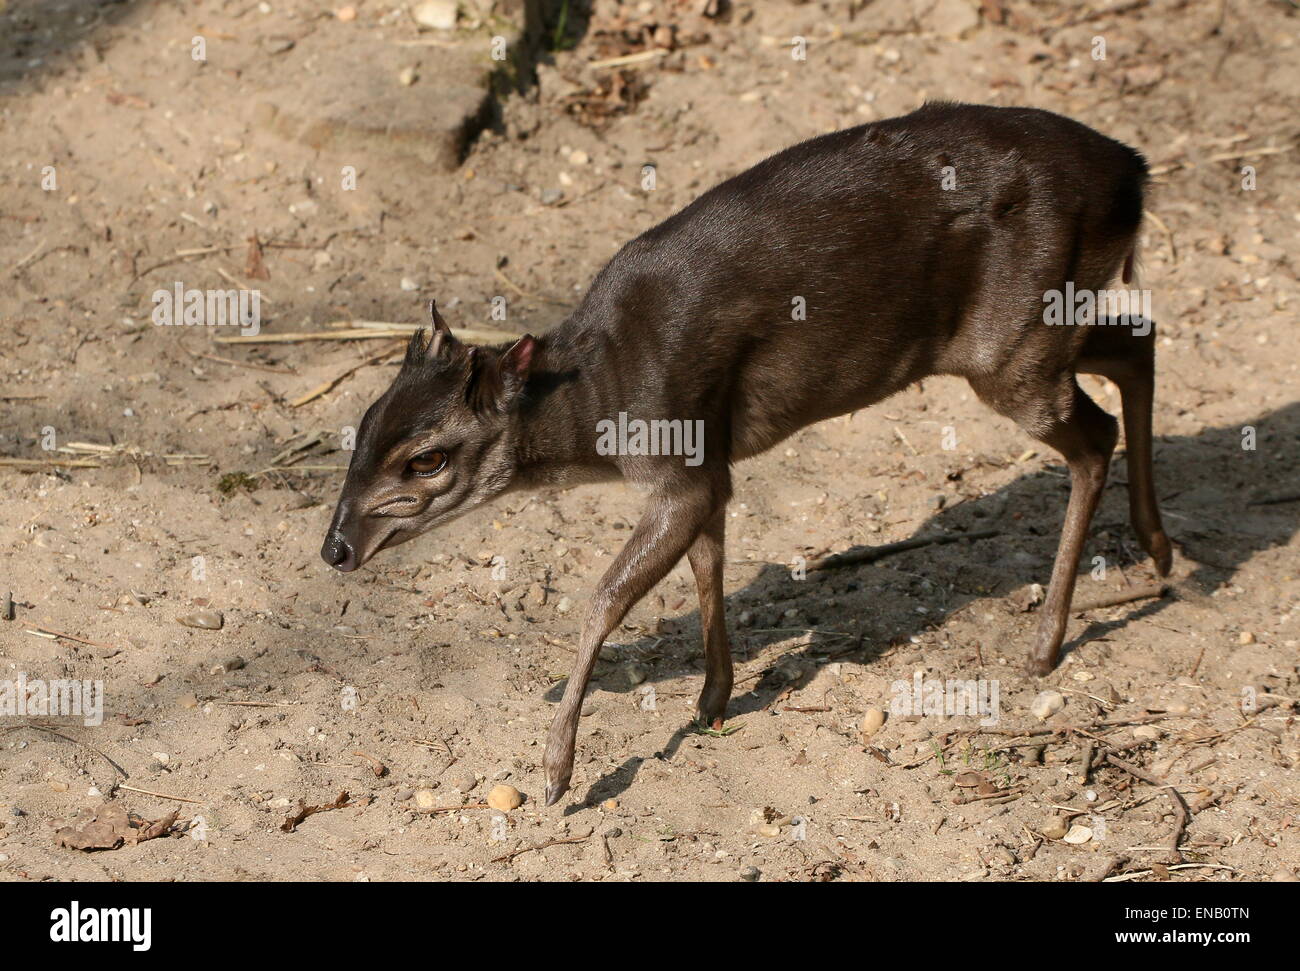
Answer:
408 450 448 476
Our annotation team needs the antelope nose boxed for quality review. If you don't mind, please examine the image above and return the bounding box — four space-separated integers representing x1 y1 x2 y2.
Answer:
321 533 358 572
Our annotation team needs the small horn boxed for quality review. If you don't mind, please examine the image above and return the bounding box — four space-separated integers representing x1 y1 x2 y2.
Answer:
429 300 452 334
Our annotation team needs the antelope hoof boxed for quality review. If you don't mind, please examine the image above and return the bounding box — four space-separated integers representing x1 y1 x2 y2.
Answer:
543 779 570 807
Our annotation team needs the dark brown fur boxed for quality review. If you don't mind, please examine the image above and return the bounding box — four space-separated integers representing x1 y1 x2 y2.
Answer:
323 102 1172 806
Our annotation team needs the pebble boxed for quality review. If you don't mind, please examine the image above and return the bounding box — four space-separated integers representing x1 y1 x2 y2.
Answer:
178 609 223 630
1040 815 1069 840
1062 824 1093 844
335 6 356 22
412 0 458 30
859 707 886 739
624 662 648 687
399 67 418 86
1133 725 1161 740
400 277 419 291
1238 631 1256 645
540 188 565 206
569 149 589 166
755 823 781 838
556 596 573 614
210 656 245 674
602 799 618 811
988 846 1016 866
1030 689 1065 721
394 788 415 802
486 784 523 811
413 788 438 811
739 866 760 881
446 771 476 793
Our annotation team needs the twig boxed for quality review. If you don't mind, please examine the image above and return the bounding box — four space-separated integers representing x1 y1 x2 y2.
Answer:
215 325 517 345
116 784 203 805
588 48 670 69
290 347 402 408
0 724 127 777
1105 753 1188 864
1071 583 1167 612
184 347 296 375
1103 863 1236 883
415 801 490 815
491 835 590 864
808 530 999 571
23 625 117 650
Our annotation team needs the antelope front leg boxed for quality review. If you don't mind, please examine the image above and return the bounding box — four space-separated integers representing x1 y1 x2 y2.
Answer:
543 488 716 807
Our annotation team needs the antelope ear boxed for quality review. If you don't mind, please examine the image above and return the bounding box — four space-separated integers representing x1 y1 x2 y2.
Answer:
499 334 537 384
466 335 537 413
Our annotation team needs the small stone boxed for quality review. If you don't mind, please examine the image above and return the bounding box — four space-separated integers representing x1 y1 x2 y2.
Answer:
1133 725 1161 740
1040 815 1069 840
755 823 781 838
486 784 523 811
988 846 1016 866
602 799 618 811
210 656 245 674
400 277 419 292
569 149 589 166
1238 631 1256 645
739 866 760 881
859 707 886 739
394 788 415 802
556 596 573 614
1030 690 1065 721
399 66 419 86
1062 824 1093 844
178 609 223 630
336 5 356 21
413 788 438 810
447 770 476 793
624 662 648 687
412 0 458 30
540 188 565 206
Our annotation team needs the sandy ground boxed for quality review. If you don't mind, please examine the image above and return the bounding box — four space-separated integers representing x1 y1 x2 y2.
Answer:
1 0 1297 882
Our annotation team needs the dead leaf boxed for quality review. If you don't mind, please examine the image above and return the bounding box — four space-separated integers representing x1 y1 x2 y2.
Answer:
54 803 179 851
